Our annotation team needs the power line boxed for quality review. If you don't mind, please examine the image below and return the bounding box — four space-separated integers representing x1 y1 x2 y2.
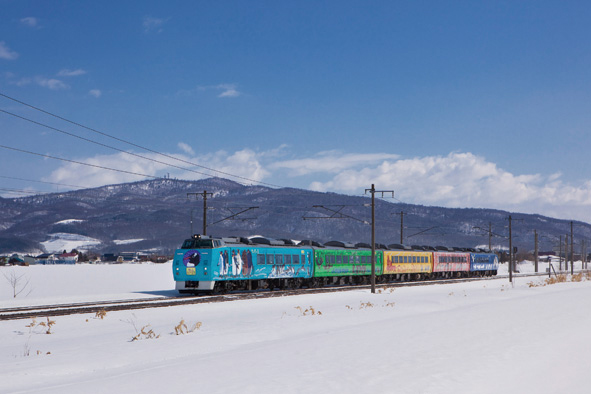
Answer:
0 108 232 182
0 175 86 190
0 144 159 180
0 187 50 195
0 92 284 188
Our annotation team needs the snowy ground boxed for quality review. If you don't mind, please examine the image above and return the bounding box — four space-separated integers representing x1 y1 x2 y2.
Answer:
1 261 590 394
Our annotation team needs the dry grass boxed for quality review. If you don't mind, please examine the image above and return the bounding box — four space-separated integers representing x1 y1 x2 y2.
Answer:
25 317 56 334
528 273 587 288
572 273 584 282
95 309 107 319
546 274 568 285
295 306 322 316
131 325 160 341
174 319 202 335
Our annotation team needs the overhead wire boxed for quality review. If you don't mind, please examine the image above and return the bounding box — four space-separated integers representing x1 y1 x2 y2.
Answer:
0 175 86 190
0 108 241 183
0 92 284 189
0 144 159 180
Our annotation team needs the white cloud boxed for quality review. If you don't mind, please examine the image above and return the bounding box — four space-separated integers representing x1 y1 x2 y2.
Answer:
89 89 102 98
36 77 69 90
306 152 591 221
143 16 168 34
45 148 270 189
178 142 194 155
175 83 243 99
20 17 39 28
272 151 400 176
42 147 591 222
0 41 18 60
217 84 241 98
58 68 87 77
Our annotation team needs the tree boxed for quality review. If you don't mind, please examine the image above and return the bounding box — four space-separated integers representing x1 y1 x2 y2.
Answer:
2 270 32 298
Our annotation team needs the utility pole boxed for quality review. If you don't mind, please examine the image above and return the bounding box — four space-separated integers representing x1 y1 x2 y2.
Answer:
400 211 404 244
187 190 213 235
565 234 569 271
534 230 538 273
488 222 492 251
509 215 513 283
365 184 394 294
581 240 587 271
507 215 523 283
559 235 563 271
571 221 574 275
393 211 404 244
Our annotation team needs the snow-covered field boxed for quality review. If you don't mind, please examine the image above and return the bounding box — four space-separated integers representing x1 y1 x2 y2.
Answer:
1 261 590 394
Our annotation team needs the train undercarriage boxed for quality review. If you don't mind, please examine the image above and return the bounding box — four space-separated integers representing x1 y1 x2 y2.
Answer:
177 270 498 295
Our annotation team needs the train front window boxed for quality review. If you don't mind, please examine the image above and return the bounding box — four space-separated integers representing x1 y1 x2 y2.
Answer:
181 238 215 249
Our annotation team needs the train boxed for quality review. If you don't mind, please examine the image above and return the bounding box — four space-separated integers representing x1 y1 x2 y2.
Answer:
173 234 499 294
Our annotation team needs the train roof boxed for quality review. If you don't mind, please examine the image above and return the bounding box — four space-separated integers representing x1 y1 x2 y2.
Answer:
183 234 497 254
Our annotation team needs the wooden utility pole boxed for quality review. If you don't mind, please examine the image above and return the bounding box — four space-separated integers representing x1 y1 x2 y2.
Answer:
365 184 394 294
564 234 569 272
559 235 563 271
509 215 513 283
488 222 492 250
571 221 574 275
534 230 538 273
581 240 587 270
187 190 213 235
400 211 404 244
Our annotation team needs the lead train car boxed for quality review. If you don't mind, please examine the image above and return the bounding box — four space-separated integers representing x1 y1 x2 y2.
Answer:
173 235 314 293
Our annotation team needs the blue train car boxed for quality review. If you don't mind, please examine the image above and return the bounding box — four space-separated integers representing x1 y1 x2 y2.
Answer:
470 251 499 276
173 235 314 293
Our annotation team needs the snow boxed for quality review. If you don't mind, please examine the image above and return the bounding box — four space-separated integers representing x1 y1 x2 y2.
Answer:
113 238 145 245
1 261 590 394
40 233 102 253
54 219 85 225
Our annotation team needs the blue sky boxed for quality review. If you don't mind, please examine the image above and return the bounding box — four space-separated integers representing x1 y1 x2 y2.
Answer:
2 1 591 221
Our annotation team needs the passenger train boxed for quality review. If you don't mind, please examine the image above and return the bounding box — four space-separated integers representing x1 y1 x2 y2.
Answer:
173 234 499 294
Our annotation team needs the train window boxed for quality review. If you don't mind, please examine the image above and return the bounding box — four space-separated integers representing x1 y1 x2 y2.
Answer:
275 255 283 265
257 255 265 265
293 255 300 265
181 238 214 249
336 255 342 264
284 255 292 265
266 254 274 265
330 255 336 265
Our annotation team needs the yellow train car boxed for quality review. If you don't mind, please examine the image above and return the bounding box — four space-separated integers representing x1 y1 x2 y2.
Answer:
383 250 432 280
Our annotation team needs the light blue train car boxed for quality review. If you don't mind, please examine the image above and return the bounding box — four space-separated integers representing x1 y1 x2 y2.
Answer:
470 251 499 276
173 235 314 293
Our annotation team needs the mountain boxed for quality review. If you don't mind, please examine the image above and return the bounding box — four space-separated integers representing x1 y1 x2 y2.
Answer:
1 178 590 256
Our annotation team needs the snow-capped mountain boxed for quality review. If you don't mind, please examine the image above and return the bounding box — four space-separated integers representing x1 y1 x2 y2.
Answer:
1 177 589 255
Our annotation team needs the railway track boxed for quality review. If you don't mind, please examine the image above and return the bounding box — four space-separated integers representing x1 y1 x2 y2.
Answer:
0 272 557 321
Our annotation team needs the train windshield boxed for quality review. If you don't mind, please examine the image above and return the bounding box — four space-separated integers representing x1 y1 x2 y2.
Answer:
181 238 214 249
